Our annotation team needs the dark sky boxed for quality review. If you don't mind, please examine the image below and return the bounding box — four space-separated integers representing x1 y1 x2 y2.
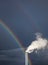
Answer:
0 0 48 65
0 0 48 47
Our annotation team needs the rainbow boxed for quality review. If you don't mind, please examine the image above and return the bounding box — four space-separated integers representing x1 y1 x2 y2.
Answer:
0 20 32 65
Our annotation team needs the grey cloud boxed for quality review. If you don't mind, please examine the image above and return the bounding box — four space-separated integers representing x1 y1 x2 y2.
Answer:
0 48 25 62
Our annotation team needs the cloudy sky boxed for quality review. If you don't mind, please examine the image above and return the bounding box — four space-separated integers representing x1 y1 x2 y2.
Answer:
0 0 48 65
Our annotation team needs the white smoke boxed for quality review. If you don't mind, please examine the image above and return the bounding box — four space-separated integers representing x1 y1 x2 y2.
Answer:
26 33 48 53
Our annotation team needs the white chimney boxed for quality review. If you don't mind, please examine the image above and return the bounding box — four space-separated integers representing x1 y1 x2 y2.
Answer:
25 52 28 65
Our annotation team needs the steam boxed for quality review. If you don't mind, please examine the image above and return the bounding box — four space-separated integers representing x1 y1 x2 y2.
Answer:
26 33 48 53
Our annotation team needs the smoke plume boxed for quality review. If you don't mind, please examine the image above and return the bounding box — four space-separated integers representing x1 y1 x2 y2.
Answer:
26 33 48 53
